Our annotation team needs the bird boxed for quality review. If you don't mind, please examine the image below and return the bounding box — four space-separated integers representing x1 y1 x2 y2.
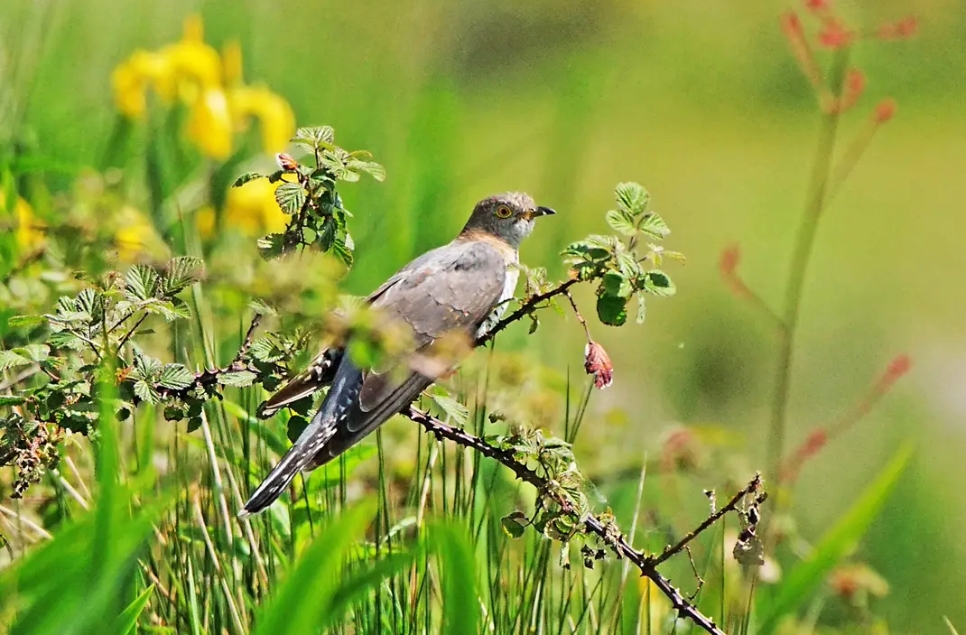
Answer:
240 192 555 516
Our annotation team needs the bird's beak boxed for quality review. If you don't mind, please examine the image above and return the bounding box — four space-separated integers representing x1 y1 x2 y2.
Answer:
528 206 556 219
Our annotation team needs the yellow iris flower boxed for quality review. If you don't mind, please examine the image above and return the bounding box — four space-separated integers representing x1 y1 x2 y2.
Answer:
111 14 294 160
2 192 46 252
196 179 288 239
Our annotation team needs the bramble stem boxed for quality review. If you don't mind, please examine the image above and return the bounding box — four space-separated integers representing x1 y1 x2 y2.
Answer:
767 48 850 482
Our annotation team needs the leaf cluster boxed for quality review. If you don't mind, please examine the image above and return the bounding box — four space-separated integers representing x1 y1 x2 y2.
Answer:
561 182 684 326
233 126 385 262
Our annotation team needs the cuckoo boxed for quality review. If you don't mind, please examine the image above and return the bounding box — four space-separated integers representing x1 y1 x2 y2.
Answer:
241 192 555 516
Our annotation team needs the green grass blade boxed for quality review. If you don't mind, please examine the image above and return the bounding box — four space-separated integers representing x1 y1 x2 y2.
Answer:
253 499 378 635
115 585 155 635
945 616 962 635
430 522 480 635
758 444 913 633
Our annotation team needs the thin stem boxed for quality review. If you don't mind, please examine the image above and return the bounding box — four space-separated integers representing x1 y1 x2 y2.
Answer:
476 278 580 347
768 48 850 481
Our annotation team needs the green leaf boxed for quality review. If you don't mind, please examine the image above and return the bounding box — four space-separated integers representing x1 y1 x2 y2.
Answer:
294 125 335 147
115 585 155 635
501 511 528 538
0 395 27 406
615 182 649 216
232 172 263 188
217 370 257 387
0 349 30 371
124 265 160 301
641 270 676 297
346 160 386 182
163 257 204 293
602 271 632 298
274 182 306 215
639 212 670 240
429 393 469 427
257 233 286 260
133 380 159 404
758 445 913 634
286 415 309 444
604 209 637 236
248 299 278 316
596 294 628 326
7 315 44 329
158 364 194 390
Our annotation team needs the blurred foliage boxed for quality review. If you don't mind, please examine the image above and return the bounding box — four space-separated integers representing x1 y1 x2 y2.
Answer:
0 1 960 633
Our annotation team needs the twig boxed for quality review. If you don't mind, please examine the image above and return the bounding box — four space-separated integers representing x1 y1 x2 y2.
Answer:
649 473 764 567
476 278 580 347
406 406 762 635
563 289 592 341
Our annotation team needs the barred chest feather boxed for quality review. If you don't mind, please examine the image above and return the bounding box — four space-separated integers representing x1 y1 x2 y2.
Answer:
476 260 519 339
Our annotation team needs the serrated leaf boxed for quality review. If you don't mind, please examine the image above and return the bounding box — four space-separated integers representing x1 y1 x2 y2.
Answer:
233 172 264 188
347 160 386 182
596 294 628 326
7 315 45 329
604 209 637 236
133 380 159 403
0 349 30 371
275 182 306 215
615 182 649 216
125 265 160 301
0 395 27 406
217 370 257 387
158 364 194 390
163 256 204 293
641 270 676 297
430 394 469 427
295 126 335 145
639 212 670 240
17 344 50 363
257 233 286 260
248 299 278 316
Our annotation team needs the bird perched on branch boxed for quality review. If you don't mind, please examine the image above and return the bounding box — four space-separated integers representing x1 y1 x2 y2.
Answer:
240 193 554 516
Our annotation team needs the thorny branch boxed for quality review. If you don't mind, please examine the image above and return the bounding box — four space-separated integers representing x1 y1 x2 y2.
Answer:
406 406 766 635
151 314 263 402
475 278 580 347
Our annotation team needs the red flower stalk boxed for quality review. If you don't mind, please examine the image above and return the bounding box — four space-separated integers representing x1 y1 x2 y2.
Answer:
818 17 854 49
781 11 824 90
804 0 831 16
836 68 866 113
584 341 614 389
878 16 918 40
874 98 897 123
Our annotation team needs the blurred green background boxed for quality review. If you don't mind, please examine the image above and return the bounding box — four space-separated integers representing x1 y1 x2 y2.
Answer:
2 0 964 629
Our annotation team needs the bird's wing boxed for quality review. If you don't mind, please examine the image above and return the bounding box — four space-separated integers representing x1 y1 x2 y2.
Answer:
256 244 460 418
257 347 343 418
308 238 511 467
241 239 510 515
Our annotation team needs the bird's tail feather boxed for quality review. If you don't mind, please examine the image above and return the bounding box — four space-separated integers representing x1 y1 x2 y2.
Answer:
240 359 363 517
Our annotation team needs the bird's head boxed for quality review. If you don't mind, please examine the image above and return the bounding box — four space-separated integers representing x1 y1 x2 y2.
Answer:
461 192 555 248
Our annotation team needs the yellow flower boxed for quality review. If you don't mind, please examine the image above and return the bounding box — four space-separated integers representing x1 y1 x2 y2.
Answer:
222 40 244 87
187 88 233 159
197 179 287 239
111 50 169 118
229 85 296 154
2 192 46 252
114 206 166 262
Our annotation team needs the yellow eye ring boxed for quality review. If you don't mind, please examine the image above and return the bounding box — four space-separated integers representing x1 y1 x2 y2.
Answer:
495 205 512 218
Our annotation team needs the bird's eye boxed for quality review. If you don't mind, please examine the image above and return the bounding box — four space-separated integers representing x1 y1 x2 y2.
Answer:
495 205 513 219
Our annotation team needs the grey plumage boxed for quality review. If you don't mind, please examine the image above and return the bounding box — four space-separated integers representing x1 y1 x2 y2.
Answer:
241 192 554 516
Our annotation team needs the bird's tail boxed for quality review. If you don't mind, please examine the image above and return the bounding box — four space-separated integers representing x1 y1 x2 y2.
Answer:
240 359 363 517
